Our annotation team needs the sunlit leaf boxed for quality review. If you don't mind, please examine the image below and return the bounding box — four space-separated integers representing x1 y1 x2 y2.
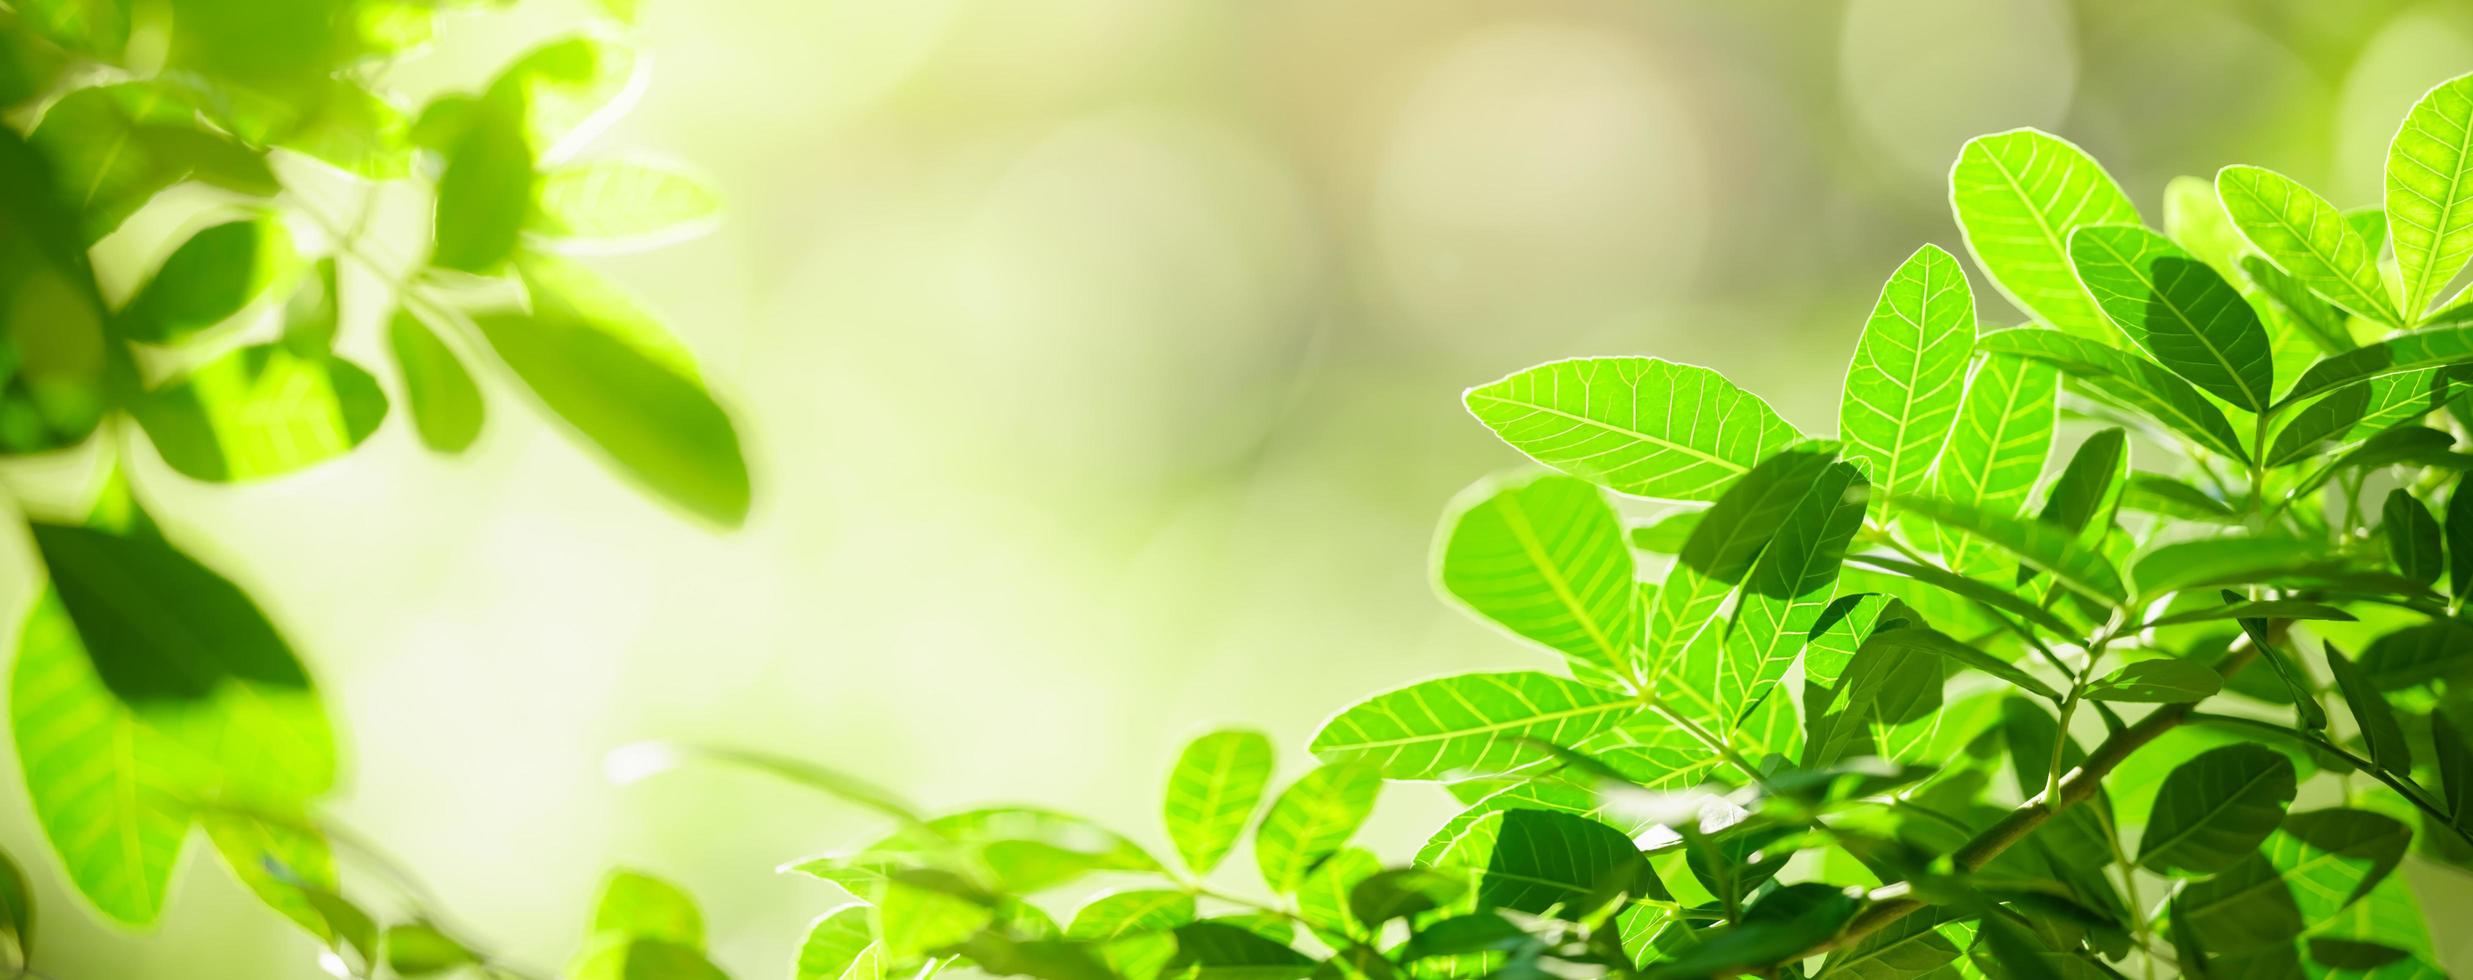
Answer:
2069 225 2274 411
1919 353 2058 575
1311 672 1638 781
1974 328 2245 462
1162 730 1273 876
1950 129 2142 344
1897 495 2122 606
1464 357 1801 502
133 344 389 482
2217 165 2400 326
2127 537 2322 598
431 85 535 273
1436 473 1637 684
115 216 295 345
1254 763 1380 892
474 253 750 525
796 906 884 980
1839 244 1974 502
532 160 720 248
2138 743 2297 876
2278 325 2473 407
2386 71 2473 320
1718 461 1869 727
1643 445 1837 676
590 869 704 949
388 309 486 453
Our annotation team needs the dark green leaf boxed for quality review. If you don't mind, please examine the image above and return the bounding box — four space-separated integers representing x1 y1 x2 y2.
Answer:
2024 427 2127 586
2324 643 2411 775
474 254 750 526
1639 883 1860 980
2382 489 2445 587
115 217 294 344
2224 591 2329 732
1348 867 1466 926
2278 325 2473 407
2451 473 2473 608
2129 538 2323 598
2169 853 2304 979
2068 225 2273 411
2083 659 2222 703
1975 328 2246 463
2356 620 2473 690
2436 710 2472 835
2138 744 2297 876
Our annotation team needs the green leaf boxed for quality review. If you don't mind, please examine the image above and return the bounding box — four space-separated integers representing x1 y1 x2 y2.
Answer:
1641 884 1861 980
2436 710 2472 835
1627 511 1699 554
29 83 275 243
1463 357 1802 502
492 35 639 158
1924 353 2061 579
589 869 704 948
2265 369 2455 469
432 85 535 273
474 254 750 526
2223 591 2331 733
2356 620 2473 690
2386 72 2473 320
6 591 187 926
201 808 338 939
797 905 884 980
2324 643 2410 775
280 257 339 356
2121 474 2238 523
1643 445 1838 673
2278 325 2473 407
1349 867 1466 926
2083 659 2222 703
532 160 721 247
385 922 479 977
1897 495 2123 606
2240 255 2355 353
2127 537 2322 597
1436 473 1637 684
2068 225 2275 411
1167 922 1311 980
0 128 110 456
1840 552 2073 637
2217 165 2401 326
2451 473 2473 608
2138 743 2297 876
1459 810 1646 917
0 847 27 968
1068 888 1194 943
570 938 729 980
2382 489 2444 587
1949 129 2143 344
132 344 389 482
873 870 994 965
2168 852 2303 978
2266 809 2410 922
1859 624 2056 700
1292 846 1378 936
1717 460 1870 726
388 309 486 453
1839 244 1975 501
1163 729 1274 876
1814 909 1961 979
1974 328 2246 462
2137 599 2353 630
2025 427 2127 584
1254 763 1380 892
1310 672 1638 780
115 216 295 344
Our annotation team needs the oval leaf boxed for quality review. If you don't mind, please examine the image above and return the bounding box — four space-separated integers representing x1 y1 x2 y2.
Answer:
1463 357 1802 502
1162 730 1273 876
2138 743 2297 876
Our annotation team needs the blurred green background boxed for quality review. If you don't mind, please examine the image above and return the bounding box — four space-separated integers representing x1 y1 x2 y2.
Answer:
7 0 2473 975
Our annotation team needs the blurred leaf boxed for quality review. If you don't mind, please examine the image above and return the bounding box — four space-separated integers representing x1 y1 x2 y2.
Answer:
494 35 640 160
1163 729 1273 876
2138 599 2352 629
385 922 479 978
1436 473 1636 684
133 344 389 481
875 870 994 965
0 128 109 454
474 253 749 526
2068 225 2274 412
1920 354 2060 576
1350 867 1465 927
432 85 535 273
1976 328 2245 462
1168 922 1312 980
280 256 338 356
1463 357 1802 502
115 216 295 344
29 83 275 242
2083 659 2221 703
2217 165 2400 326
570 938 729 980
2267 370 2456 469
1293 846 1379 936
1950 129 2142 345
2386 71 2473 320
2121 474 2238 523
796 905 883 980
200 807 337 939
2139 744 2297 876
1255 763 1380 892
1311 672 1636 781
388 308 485 453
0 847 27 968
533 160 720 247
590 869 704 949
1068 889 1194 940
2326 650 2407 793
1812 908 1960 979
2451 474 2473 609
1640 884 1860 980
1897 495 2122 606
2382 489 2443 588
2168 853 2303 978
2437 710 2473 836
1839 244 1974 502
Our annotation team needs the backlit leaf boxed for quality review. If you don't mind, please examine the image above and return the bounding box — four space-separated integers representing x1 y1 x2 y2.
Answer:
2083 659 2221 703
2386 71 2473 320
2138 743 2297 876
2068 225 2274 411
2278 325 2473 407
115 217 294 345
1974 328 2245 462
1949 129 2142 344
1464 357 1801 502
388 309 486 454
1310 672 1639 780
1436 473 1637 684
1718 461 1869 727
1163 730 1274 876
1839 244 1974 501
132 344 389 482
2217 165 2400 326
532 160 720 248
1254 763 1380 892
1898 495 2123 606
1643 445 1838 676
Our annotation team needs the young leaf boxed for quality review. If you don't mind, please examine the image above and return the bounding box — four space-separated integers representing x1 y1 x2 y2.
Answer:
432 86 534 273
1463 357 1802 502
388 309 486 453
532 160 721 247
1718 461 1869 725
115 216 294 344
1436 473 1637 684
1838 244 1974 501
1921 355 2059 575
1254 763 1381 892
2068 225 2274 411
2138 743 2298 876
1974 328 2247 462
2386 72 2473 320
1949 129 2143 344
2325 643 2411 775
1859 625 2058 701
132 344 389 482
1309 672 1639 780
1162 730 1274 876
2217 165 2401 326
2083 659 2222 703
2383 488 2444 587
474 254 750 526
1897 495 2124 606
